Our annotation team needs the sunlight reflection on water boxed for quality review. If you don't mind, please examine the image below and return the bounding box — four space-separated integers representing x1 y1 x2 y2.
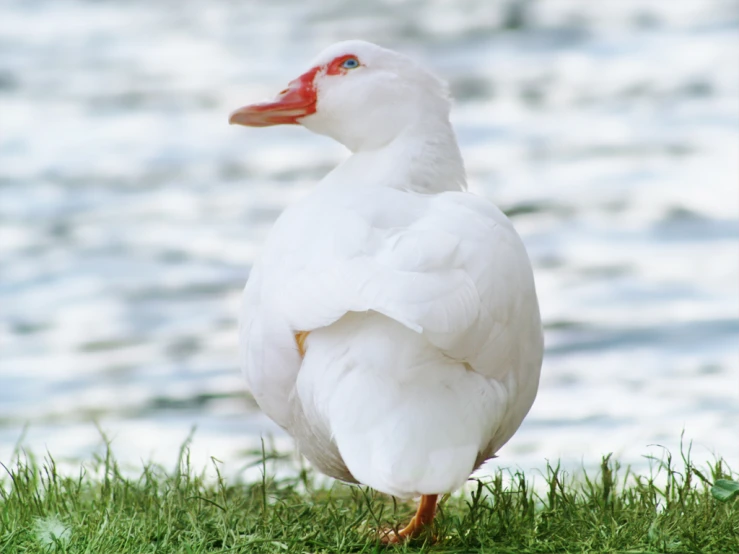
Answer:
1 0 737 477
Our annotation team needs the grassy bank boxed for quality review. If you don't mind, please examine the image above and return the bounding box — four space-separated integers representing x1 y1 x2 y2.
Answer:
1 442 737 553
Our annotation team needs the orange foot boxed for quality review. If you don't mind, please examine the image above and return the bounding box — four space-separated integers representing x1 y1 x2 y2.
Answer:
379 494 438 544
295 331 309 357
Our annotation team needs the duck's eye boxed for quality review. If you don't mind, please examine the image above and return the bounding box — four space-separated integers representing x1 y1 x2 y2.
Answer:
342 57 359 69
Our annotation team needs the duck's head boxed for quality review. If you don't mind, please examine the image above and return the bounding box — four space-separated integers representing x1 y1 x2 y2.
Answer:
229 40 451 152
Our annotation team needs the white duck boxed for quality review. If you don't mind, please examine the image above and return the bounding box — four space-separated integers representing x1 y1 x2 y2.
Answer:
230 40 543 542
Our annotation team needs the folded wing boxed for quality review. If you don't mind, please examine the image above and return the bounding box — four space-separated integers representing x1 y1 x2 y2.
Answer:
241 186 542 431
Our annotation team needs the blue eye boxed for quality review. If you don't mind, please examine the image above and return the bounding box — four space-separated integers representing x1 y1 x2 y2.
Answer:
342 57 359 69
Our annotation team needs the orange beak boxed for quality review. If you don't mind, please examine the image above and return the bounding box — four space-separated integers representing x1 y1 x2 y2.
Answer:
229 67 319 127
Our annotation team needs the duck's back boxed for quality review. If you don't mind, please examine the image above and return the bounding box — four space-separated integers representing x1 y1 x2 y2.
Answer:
240 185 543 498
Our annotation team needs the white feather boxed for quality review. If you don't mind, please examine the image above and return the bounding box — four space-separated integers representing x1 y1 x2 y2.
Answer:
238 40 543 499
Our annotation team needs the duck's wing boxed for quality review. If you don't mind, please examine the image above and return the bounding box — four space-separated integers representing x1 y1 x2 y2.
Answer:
241 186 542 428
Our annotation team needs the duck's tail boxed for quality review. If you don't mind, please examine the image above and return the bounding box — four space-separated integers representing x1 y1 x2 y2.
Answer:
293 311 505 498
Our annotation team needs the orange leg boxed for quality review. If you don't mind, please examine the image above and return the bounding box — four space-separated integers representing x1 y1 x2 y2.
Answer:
381 494 438 544
295 331 309 357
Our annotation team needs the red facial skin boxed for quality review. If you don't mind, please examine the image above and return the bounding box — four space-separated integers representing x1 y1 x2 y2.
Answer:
324 54 360 76
229 55 360 127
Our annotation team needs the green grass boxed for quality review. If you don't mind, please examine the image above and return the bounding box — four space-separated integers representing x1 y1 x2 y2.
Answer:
1 439 737 553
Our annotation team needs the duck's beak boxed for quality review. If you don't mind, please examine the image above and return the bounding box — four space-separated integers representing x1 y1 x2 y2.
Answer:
229 69 318 127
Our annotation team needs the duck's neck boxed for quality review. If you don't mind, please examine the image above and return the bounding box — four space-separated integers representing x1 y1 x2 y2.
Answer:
325 117 467 194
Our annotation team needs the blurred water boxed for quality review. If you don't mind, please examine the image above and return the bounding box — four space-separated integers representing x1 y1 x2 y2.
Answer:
1 0 737 476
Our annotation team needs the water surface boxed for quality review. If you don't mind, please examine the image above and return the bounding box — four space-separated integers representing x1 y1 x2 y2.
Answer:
1 0 737 476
